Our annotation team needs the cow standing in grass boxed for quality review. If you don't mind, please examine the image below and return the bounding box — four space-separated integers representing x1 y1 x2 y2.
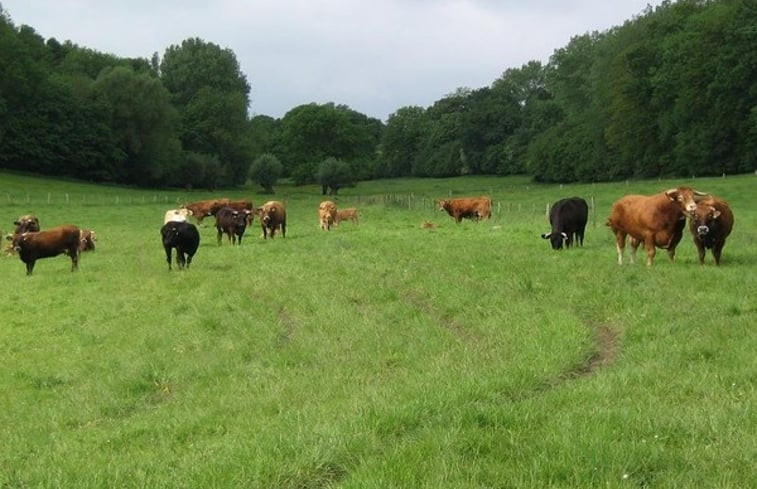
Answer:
215 207 250 245
690 197 734 266
161 221 200 270
541 197 588 250
258 201 286 239
606 186 705 266
9 225 82 275
318 200 337 230
438 196 492 223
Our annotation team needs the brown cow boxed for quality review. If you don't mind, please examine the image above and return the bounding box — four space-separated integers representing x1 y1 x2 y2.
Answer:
606 186 705 266
14 214 41 233
335 208 359 225
438 196 492 223
181 198 231 224
318 200 337 230
689 197 734 266
9 225 82 275
79 229 97 252
215 207 250 245
258 201 286 239
221 199 255 226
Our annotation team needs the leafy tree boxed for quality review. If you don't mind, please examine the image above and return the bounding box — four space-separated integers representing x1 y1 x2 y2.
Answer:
160 38 251 185
317 157 354 195
380 106 427 177
248 153 283 193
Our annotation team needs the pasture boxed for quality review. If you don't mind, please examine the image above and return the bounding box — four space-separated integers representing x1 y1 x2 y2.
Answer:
1 172 755 488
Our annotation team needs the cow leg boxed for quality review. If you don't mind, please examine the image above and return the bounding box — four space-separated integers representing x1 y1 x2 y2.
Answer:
177 251 186 269
165 247 173 270
70 251 79 272
644 239 656 267
217 228 222 245
281 222 286 238
26 260 35 276
712 242 724 266
614 232 626 265
185 253 193 269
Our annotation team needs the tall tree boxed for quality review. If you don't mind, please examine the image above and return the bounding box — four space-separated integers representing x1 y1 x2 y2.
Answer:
160 38 251 185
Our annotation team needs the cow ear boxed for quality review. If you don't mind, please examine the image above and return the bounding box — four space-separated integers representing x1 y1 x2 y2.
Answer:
540 233 550 239
710 208 721 219
561 232 568 240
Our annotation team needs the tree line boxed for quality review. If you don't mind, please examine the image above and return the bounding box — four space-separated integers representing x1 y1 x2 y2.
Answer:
1 0 754 190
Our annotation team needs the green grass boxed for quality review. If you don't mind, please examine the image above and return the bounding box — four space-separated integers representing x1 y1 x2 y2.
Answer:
1 171 755 488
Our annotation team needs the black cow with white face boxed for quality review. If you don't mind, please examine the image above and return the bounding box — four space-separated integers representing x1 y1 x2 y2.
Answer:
541 197 589 250
160 221 200 270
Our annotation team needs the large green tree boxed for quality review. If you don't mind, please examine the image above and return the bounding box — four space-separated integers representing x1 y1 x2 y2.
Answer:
160 38 252 185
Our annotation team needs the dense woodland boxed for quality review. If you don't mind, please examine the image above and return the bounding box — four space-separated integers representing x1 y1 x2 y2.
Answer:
1 0 755 189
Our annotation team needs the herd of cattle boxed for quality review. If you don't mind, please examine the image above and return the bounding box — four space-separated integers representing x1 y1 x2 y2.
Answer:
4 185 734 274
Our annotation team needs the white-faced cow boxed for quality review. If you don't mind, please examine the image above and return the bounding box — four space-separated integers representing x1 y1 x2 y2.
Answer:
9 225 82 275
215 207 250 245
541 197 589 250
438 196 492 223
160 221 200 270
164 208 193 224
606 186 706 266
258 201 286 239
689 196 734 266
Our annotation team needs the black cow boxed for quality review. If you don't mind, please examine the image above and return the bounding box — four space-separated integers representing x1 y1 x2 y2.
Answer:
160 221 200 270
541 197 589 250
215 207 249 245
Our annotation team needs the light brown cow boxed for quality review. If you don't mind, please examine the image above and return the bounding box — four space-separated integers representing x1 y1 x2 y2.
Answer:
335 208 359 225
318 200 337 230
438 196 492 223
606 186 705 266
258 201 287 239
689 197 734 266
181 198 231 224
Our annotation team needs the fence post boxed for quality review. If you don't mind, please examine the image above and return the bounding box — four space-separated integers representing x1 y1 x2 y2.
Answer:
66 193 69 205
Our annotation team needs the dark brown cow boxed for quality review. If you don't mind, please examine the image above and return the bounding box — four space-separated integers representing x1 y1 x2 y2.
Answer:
318 200 337 230
181 198 231 224
606 186 705 266
438 196 492 223
689 197 734 266
79 229 97 252
258 201 286 239
221 199 255 225
9 225 81 275
215 207 250 245
14 214 40 233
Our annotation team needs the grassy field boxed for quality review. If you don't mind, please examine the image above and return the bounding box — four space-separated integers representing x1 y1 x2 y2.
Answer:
1 171 755 488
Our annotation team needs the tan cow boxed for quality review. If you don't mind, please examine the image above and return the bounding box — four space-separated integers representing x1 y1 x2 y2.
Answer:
606 186 706 266
318 200 337 230
258 201 287 239
335 208 359 225
438 196 492 223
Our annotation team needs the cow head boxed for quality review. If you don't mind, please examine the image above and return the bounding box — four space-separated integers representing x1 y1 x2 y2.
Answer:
541 232 568 250
437 199 450 211
13 215 40 234
691 204 721 239
664 187 705 216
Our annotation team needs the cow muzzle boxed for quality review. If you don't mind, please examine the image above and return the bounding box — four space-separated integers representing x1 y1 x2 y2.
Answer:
697 225 710 237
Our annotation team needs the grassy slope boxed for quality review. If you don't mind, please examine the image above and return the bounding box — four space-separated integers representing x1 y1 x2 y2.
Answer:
0 172 755 488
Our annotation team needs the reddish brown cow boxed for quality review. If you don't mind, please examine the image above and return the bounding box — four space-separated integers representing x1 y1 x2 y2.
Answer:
181 198 231 224
689 197 734 266
438 196 492 223
258 201 286 239
606 186 705 266
9 225 82 275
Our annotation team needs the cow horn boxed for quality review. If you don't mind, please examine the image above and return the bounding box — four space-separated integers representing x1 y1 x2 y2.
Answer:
540 233 551 239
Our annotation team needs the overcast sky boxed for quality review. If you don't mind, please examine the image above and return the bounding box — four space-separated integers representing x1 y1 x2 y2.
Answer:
3 1 661 121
